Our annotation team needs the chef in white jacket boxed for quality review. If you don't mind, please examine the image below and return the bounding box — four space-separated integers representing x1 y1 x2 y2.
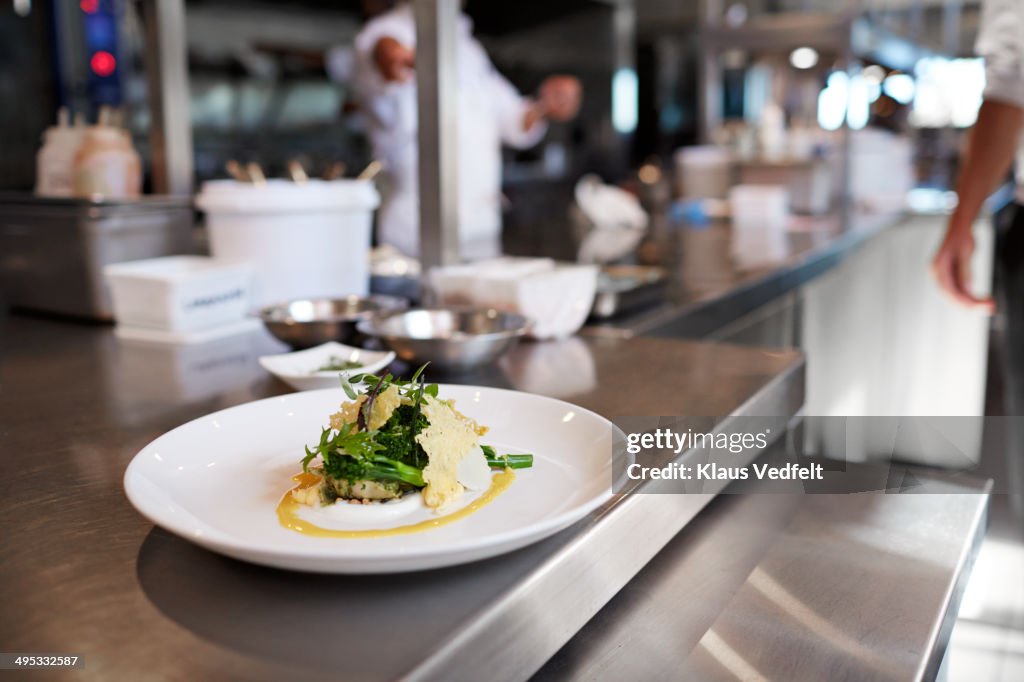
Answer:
349 2 581 260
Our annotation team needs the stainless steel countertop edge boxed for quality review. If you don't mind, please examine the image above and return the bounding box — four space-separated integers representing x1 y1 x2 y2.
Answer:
405 356 807 682
582 211 906 340
917 478 993 681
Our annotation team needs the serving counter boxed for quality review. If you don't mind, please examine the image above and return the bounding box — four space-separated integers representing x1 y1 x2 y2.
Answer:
0 314 988 680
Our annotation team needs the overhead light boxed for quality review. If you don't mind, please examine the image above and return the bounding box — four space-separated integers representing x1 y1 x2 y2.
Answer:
789 47 819 70
848 75 871 129
90 50 117 77
883 74 915 104
612 69 638 134
862 64 886 84
818 71 848 131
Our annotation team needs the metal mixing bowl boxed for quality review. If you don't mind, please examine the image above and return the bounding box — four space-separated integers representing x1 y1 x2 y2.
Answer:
357 307 531 371
259 295 407 348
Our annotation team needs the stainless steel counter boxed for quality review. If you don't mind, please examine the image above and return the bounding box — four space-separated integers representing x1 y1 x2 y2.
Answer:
498 194 906 341
536 480 989 681
0 314 987 681
580 211 903 340
573 185 1015 341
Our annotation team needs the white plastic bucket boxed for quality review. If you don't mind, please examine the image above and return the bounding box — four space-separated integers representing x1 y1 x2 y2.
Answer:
196 179 380 306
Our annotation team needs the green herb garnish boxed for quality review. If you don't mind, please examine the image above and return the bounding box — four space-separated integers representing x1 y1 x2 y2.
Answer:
315 355 363 373
303 365 534 500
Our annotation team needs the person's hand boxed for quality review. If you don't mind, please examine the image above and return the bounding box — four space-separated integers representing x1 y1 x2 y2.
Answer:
931 225 995 312
373 37 415 82
537 75 581 122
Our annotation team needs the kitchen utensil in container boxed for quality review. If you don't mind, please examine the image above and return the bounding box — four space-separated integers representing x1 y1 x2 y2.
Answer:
197 179 380 306
225 160 249 183
287 160 309 183
245 162 267 185
356 160 383 181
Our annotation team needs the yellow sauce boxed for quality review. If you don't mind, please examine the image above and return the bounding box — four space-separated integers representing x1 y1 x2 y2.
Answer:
277 470 516 538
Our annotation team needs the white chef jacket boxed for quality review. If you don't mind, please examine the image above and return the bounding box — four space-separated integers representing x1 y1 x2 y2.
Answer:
351 4 547 260
976 0 1024 200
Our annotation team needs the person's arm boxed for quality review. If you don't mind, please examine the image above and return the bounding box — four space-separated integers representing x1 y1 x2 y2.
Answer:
933 0 1024 311
933 100 1023 310
474 38 581 149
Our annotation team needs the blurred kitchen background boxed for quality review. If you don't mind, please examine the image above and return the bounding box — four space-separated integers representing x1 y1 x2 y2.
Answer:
1 1 1021 678
0 0 988 197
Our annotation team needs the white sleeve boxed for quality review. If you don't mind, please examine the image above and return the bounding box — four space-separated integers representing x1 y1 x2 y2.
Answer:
977 0 1024 108
476 43 548 149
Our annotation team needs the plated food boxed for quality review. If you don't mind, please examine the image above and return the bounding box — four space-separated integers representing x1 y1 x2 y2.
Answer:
124 381 614 573
280 367 533 536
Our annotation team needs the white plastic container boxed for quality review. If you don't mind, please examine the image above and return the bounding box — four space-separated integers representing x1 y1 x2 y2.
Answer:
35 109 85 198
196 179 379 306
72 126 142 199
430 258 598 340
729 185 790 268
104 256 253 332
673 146 733 200
737 159 832 215
573 175 649 264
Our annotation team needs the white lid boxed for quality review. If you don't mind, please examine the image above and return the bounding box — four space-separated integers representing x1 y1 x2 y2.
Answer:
196 179 380 214
104 255 253 282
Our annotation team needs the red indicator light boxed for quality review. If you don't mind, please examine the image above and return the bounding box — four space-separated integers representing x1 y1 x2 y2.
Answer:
90 51 116 77
80 0 99 13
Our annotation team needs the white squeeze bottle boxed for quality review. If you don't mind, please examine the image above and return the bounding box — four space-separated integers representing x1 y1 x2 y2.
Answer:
72 106 142 199
35 107 85 197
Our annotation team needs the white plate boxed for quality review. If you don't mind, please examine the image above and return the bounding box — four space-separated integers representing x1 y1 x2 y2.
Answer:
123 385 615 573
258 342 395 391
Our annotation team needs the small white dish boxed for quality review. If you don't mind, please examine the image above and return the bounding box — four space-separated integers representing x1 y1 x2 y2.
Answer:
258 342 395 391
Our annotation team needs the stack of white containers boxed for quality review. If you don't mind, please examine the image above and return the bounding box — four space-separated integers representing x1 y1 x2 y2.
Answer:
430 258 598 340
104 256 255 344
